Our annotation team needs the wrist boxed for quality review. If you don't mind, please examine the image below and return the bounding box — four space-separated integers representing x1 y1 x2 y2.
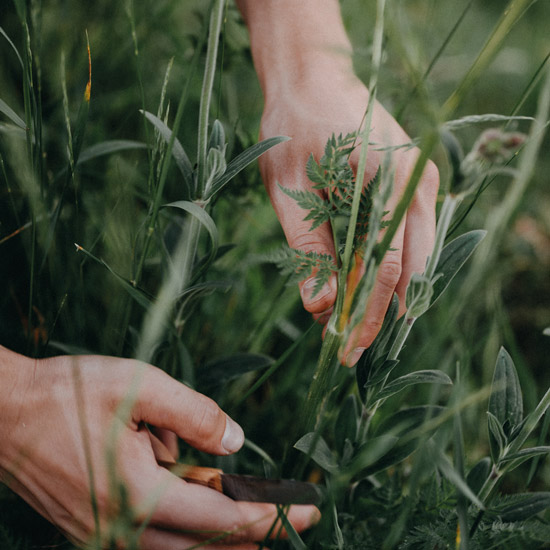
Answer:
236 0 356 102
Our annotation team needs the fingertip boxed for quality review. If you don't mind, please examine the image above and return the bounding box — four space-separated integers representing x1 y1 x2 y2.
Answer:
221 415 245 455
299 275 337 314
286 504 321 532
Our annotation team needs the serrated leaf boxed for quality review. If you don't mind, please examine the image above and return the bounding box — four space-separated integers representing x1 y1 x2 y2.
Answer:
207 136 290 199
198 353 274 389
431 230 487 306
141 110 194 191
294 432 339 473
334 394 359 457
487 411 507 464
489 347 523 436
490 492 550 522
376 370 452 401
305 153 325 184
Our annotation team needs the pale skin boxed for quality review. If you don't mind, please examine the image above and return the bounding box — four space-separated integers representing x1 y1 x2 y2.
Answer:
0 1 438 548
236 0 439 366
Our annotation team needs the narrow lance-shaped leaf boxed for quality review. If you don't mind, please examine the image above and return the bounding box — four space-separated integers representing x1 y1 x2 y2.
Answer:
141 110 194 192
334 394 359 457
207 136 290 199
489 347 523 435
0 98 26 129
431 230 487 306
294 432 339 473
487 411 507 464
77 140 147 165
376 370 452 401
500 446 550 472
491 492 550 522
198 353 274 389
74 244 152 310
164 201 219 268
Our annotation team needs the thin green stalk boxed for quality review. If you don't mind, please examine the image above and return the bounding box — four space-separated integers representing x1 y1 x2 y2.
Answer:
302 329 341 432
198 0 225 196
443 0 535 116
386 180 459 361
136 214 202 363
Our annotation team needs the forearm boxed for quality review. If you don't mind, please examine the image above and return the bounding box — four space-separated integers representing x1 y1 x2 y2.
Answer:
235 0 357 101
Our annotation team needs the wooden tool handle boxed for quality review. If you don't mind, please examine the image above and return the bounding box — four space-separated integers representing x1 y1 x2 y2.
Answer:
169 464 224 493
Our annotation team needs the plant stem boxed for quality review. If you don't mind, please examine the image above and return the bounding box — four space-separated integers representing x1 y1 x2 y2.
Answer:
198 0 225 196
302 326 341 432
388 193 460 360
136 213 202 363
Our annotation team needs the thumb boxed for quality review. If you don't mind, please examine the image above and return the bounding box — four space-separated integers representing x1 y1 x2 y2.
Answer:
134 365 244 456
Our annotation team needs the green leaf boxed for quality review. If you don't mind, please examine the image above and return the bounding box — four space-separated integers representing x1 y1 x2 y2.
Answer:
431 230 487 306
433 443 485 509
443 114 535 130
208 119 226 151
348 435 399 479
466 457 492 496
276 506 308 550
77 140 147 165
141 110 194 190
198 353 274 389
334 394 359 457
0 26 24 69
164 201 219 267
207 136 290 199
0 98 25 129
361 406 446 475
356 294 399 404
74 244 152 310
491 492 550 522
294 433 339 473
489 347 523 436
501 446 550 472
376 370 452 401
487 411 507 463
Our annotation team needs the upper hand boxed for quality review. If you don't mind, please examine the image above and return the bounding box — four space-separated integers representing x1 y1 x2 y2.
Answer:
0 348 319 548
258 74 439 366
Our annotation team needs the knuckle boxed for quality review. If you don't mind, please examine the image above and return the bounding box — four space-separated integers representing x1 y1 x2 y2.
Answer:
190 395 224 443
377 255 402 292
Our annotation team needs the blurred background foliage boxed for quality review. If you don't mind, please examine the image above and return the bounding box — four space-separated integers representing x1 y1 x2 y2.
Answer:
1 0 549 547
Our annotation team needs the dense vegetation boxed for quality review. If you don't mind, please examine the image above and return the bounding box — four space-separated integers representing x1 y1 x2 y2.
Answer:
1 0 550 548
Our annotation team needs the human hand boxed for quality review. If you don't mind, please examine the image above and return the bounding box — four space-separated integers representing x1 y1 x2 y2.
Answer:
259 76 439 366
0 347 319 548
236 0 439 366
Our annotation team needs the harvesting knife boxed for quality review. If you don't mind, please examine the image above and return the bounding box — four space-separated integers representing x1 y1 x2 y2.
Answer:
149 428 322 505
169 464 323 506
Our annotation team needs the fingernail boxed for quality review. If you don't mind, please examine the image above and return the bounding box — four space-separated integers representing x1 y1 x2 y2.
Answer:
221 416 245 454
346 348 366 367
300 278 332 304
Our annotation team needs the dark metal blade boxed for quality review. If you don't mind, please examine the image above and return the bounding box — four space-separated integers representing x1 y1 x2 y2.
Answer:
221 474 323 506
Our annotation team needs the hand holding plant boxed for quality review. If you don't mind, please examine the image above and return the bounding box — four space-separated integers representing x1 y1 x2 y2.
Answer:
237 0 439 366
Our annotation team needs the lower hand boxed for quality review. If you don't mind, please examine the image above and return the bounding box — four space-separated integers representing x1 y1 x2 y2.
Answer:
0 347 319 548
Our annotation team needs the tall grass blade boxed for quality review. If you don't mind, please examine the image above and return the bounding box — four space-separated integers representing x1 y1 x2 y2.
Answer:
0 99 26 129
443 0 536 115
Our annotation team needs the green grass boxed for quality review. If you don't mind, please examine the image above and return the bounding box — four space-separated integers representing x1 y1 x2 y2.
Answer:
1 0 550 548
